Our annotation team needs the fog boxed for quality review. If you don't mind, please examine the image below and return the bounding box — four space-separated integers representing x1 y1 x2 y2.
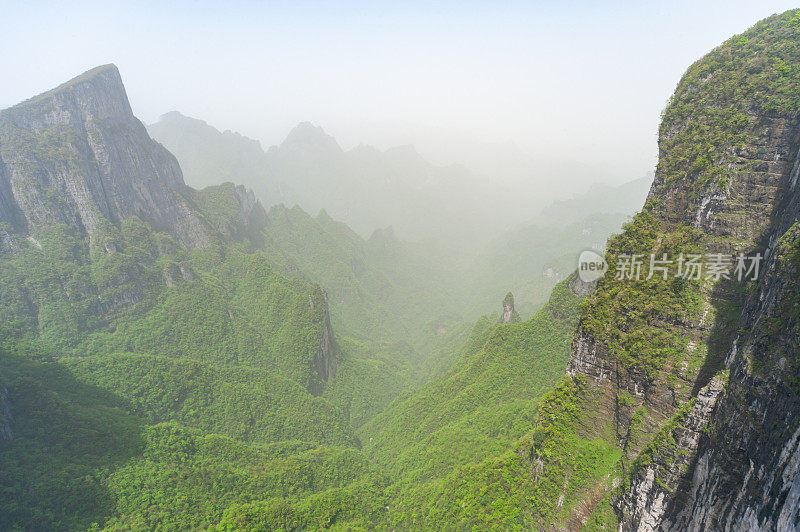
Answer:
2 0 798 195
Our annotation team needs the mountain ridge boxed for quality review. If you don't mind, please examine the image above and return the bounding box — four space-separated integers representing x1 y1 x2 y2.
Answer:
148 110 523 243
0 64 214 248
555 9 800 528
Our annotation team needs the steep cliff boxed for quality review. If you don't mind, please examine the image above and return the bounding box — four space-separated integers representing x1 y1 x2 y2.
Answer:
0 386 13 442
662 217 800 530
560 9 800 529
0 65 214 248
0 65 338 391
309 286 336 395
501 291 520 324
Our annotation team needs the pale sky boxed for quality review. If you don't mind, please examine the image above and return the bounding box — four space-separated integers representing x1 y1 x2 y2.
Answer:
2 1 798 188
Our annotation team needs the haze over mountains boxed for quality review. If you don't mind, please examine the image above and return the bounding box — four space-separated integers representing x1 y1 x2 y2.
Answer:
0 60 650 531
7 7 800 531
149 111 562 244
149 110 650 319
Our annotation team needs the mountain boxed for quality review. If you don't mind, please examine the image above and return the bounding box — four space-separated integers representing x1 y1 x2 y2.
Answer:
461 176 649 318
0 65 391 529
148 111 657 327
343 8 800 529
148 111 518 243
0 65 333 389
258 204 466 336
534 174 651 227
8 8 800 529
358 279 586 527
0 66 217 249
0 63 520 530
477 9 800 528
606 11 800 527
145 111 266 190
148 110 653 322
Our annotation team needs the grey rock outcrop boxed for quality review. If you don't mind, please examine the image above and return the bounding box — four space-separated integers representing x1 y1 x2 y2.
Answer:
610 89 800 532
0 64 214 248
615 375 726 531
309 288 336 396
501 292 520 324
0 387 13 442
564 11 800 529
656 179 800 530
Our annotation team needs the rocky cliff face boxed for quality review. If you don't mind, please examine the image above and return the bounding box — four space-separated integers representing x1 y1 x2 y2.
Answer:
658 179 800 530
616 375 726 530
501 291 520 324
0 387 13 442
309 287 336 396
564 10 800 529
0 64 214 248
0 66 337 386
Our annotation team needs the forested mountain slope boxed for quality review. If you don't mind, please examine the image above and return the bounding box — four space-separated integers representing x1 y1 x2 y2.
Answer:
359 279 597 528
0 63 595 529
500 9 800 529
0 65 384 529
8 8 800 530
151 112 652 323
149 112 511 243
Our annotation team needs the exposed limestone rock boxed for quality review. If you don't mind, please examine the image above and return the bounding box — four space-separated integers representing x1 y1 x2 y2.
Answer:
649 113 800 246
0 64 214 248
568 273 596 298
658 195 800 530
0 387 13 442
564 12 800 528
566 327 614 382
607 105 800 532
232 184 265 229
615 375 726 531
163 262 197 287
309 288 336 396
501 292 520 324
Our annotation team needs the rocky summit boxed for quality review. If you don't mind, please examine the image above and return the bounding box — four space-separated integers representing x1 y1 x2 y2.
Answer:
4 7 800 532
563 10 800 529
0 65 213 248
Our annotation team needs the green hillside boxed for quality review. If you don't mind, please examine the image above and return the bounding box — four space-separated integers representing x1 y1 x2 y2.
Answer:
358 278 591 528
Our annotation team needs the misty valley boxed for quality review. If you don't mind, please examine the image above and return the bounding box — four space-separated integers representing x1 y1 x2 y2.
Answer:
3 6 800 532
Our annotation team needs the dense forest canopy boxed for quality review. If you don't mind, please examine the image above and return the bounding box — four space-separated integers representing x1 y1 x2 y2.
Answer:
3 7 800 532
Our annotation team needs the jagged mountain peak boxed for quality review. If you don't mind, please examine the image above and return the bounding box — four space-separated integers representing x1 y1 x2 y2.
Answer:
500 292 519 324
367 225 397 243
645 8 800 246
0 65 214 248
156 110 208 128
4 64 130 123
159 110 187 121
280 121 341 154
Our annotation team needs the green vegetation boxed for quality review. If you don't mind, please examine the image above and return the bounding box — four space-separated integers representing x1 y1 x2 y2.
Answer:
580 211 705 380
0 232 589 530
0 350 143 530
654 9 800 193
0 348 386 530
101 424 385 530
353 278 595 528
14 11 800 526
759 222 800 347
0 179 395 529
65 354 356 447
